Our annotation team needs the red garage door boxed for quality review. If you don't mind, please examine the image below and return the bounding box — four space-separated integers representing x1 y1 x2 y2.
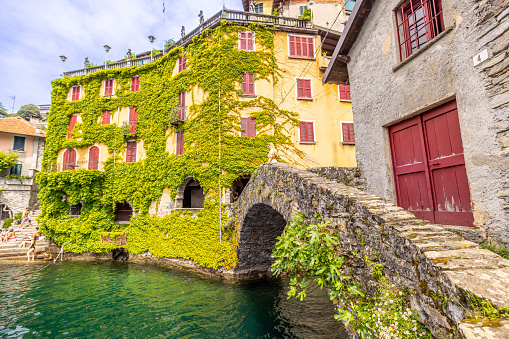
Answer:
389 100 473 226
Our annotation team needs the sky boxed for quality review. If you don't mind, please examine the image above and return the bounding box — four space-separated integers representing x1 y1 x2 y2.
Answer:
0 0 243 113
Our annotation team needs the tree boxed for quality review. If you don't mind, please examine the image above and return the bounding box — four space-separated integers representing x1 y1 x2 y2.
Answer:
0 102 8 117
16 104 40 121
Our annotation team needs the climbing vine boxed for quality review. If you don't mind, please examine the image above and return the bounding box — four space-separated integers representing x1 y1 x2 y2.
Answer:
0 152 18 172
37 22 303 269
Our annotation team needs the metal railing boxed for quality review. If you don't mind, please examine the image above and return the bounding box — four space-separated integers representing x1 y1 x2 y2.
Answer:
170 106 187 125
63 9 311 77
46 161 104 172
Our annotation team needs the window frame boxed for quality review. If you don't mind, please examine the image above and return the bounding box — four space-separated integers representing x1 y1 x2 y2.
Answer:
287 34 315 59
12 136 26 152
125 140 137 163
338 84 351 102
102 110 111 125
299 120 315 143
87 145 101 170
254 3 263 13
71 85 82 101
241 72 256 96
9 164 22 176
62 148 78 171
240 117 257 137
341 121 355 144
178 55 187 73
238 31 255 51
103 78 115 96
295 78 313 100
68 114 78 139
131 76 140 92
395 0 445 61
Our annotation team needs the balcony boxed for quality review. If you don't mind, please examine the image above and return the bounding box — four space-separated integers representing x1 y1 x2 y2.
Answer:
46 161 104 172
122 120 137 135
170 106 187 125
63 9 312 77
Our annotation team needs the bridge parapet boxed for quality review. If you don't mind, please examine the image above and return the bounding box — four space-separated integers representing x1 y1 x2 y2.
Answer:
228 163 509 338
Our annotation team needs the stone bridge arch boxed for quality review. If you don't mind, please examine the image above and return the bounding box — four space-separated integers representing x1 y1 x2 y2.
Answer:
227 163 509 337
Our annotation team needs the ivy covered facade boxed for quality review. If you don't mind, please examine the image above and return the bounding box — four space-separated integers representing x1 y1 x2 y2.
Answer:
39 18 354 269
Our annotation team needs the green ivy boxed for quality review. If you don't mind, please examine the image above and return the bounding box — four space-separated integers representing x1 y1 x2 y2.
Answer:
0 152 18 172
38 22 303 269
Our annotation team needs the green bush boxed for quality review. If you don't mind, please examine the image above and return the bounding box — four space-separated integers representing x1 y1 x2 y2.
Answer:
3 218 13 228
0 152 18 172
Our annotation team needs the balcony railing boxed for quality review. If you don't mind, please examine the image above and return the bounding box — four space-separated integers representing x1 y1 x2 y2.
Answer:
46 161 104 172
170 106 187 125
63 9 311 77
121 120 137 135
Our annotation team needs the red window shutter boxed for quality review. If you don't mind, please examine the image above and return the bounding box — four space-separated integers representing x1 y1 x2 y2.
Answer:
300 122 314 142
240 32 247 50
62 150 69 170
304 79 312 98
295 36 302 57
179 91 186 120
241 73 255 95
88 146 99 170
129 107 138 133
126 141 137 163
71 86 80 101
68 115 77 139
307 37 314 58
131 77 139 92
178 56 187 72
339 85 351 101
176 130 184 155
289 35 296 56
297 79 304 98
248 118 256 137
343 123 355 143
241 117 248 137
247 32 254 51
102 110 110 125
105 79 113 95
64 149 77 170
301 37 308 57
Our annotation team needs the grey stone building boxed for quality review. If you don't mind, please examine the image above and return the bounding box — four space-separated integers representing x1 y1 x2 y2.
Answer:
324 0 509 246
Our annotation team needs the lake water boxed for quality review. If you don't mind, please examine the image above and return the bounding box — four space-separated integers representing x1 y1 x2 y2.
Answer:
0 261 348 338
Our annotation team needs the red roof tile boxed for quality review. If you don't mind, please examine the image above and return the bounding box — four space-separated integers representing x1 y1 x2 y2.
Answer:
0 118 46 137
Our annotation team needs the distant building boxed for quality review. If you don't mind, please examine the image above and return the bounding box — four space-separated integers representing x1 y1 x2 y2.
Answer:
0 117 45 177
38 104 50 120
324 0 509 246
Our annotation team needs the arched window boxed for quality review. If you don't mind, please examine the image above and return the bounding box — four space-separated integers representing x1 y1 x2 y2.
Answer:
88 146 100 170
62 149 77 170
183 179 204 208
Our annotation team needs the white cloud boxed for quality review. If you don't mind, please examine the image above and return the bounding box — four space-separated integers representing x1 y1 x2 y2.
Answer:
0 0 243 110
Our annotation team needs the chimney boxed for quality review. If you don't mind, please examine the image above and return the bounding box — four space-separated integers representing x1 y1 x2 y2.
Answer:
29 113 41 126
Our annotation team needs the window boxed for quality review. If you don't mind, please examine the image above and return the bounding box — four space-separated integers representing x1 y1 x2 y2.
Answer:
131 76 140 92
102 110 111 125
395 0 444 60
345 0 356 12
178 56 187 73
299 6 308 15
241 73 255 95
68 115 78 139
239 32 254 51
241 117 256 137
341 122 355 143
339 85 351 101
178 91 186 120
300 121 315 142
254 3 263 13
128 107 138 134
104 79 114 96
288 35 314 58
126 141 137 163
88 146 100 170
9 164 21 176
62 149 77 170
114 201 132 223
71 86 81 101
70 203 82 217
13 136 25 151
296 78 312 99
176 130 184 155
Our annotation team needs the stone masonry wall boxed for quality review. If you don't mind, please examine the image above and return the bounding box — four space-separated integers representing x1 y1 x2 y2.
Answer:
0 178 39 218
228 163 509 338
346 0 509 246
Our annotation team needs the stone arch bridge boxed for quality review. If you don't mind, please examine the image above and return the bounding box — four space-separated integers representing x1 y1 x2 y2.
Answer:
227 163 509 337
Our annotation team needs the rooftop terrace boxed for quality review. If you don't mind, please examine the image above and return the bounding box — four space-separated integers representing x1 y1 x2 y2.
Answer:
63 9 314 78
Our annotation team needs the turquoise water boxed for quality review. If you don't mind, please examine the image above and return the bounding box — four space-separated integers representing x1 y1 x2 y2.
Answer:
0 261 347 338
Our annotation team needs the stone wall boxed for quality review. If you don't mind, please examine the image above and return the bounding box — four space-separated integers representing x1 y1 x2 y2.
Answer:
345 0 509 246
307 166 366 189
228 164 509 338
0 177 40 218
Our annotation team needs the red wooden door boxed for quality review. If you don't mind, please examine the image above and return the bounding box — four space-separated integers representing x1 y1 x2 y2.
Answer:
389 100 473 226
